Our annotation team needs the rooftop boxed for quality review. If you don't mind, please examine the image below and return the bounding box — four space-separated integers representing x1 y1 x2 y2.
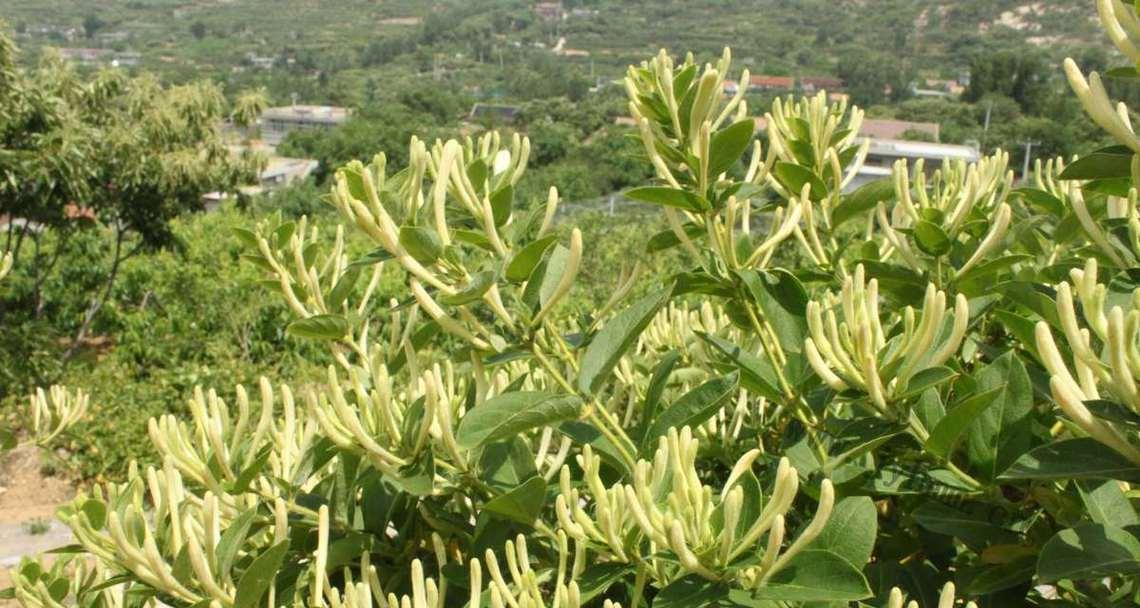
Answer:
860 138 980 162
261 105 351 124
468 103 522 123
860 118 940 141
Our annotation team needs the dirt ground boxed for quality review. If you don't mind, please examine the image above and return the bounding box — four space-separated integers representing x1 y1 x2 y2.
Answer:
0 444 76 600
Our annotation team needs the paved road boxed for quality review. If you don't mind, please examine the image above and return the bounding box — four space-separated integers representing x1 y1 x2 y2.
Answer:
0 521 73 568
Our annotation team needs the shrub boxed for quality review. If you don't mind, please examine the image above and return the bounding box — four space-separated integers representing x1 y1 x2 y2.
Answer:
9 4 1140 606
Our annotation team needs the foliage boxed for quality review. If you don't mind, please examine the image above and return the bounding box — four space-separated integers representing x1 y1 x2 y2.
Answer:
11 4 1140 608
0 26 264 375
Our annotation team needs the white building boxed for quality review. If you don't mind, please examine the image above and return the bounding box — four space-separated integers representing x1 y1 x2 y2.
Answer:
846 139 981 192
202 156 319 210
259 105 351 145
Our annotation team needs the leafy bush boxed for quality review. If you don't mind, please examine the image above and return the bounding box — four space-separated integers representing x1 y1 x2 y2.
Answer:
12 5 1140 606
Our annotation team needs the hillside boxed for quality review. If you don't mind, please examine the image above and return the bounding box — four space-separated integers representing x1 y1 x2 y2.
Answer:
0 0 1107 98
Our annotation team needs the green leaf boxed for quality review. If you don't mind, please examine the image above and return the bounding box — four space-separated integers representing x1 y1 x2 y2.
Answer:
852 260 927 304
639 350 682 441
913 220 951 256
1078 480 1140 528
456 392 583 449
708 119 755 177
1084 399 1140 428
578 287 673 394
1106 66 1140 79
273 222 296 248
439 270 496 306
913 501 1019 547
1037 524 1140 581
697 332 783 401
348 247 393 268
467 158 488 188
504 236 557 282
643 371 739 446
0 428 15 451
652 576 730 608
773 162 829 200
522 244 568 310
399 226 443 264
1059 145 1134 180
390 450 435 496
805 497 877 567
340 162 370 202
453 229 495 251
646 223 704 254
924 386 1003 459
964 555 1036 594
231 227 260 248
478 438 539 491
490 185 513 227
954 254 1033 289
483 476 547 524
833 178 894 229
557 421 632 479
964 351 1033 481
215 509 257 575
748 549 872 601
575 563 635 604
326 266 361 309
81 499 107 529
738 269 808 355
897 366 957 401
1011 187 1065 216
624 186 709 212
286 314 348 341
1000 438 1140 482
233 541 289 608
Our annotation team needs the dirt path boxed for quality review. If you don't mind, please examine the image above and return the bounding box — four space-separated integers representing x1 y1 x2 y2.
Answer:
0 444 76 599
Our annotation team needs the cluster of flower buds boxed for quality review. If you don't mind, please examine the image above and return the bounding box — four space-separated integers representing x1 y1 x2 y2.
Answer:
309 507 617 608
326 134 576 353
1032 157 1078 201
805 265 969 414
246 215 389 369
29 385 88 446
764 93 868 268
881 152 1013 274
1065 0 1140 158
626 48 755 188
639 301 735 356
1035 258 1140 464
307 361 468 478
1028 157 1140 267
59 460 288 606
765 92 867 198
7 554 115 608
624 49 791 271
887 582 977 608
556 427 833 589
149 377 317 498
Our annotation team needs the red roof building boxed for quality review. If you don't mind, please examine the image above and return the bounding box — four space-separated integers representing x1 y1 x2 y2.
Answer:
748 75 795 91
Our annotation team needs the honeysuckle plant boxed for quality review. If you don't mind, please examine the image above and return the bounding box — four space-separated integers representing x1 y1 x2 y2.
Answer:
13 6 1140 606
878 152 1015 283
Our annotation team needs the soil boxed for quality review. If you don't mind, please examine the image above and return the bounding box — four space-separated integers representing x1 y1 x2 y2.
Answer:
0 444 76 602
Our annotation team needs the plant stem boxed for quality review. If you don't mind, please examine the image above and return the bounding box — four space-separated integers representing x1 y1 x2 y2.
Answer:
530 345 639 471
906 415 983 491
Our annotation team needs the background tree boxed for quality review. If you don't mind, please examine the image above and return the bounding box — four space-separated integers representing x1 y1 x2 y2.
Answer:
189 20 207 40
231 86 269 142
963 47 1050 114
0 29 261 362
82 14 105 39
